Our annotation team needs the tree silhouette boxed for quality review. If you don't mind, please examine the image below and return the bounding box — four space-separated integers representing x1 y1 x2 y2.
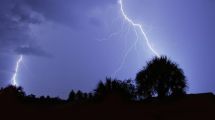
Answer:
0 85 25 98
76 90 84 102
94 78 136 101
136 56 187 99
68 90 76 102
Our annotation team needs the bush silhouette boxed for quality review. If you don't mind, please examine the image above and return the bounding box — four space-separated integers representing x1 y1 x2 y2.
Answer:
136 56 187 99
94 78 136 101
68 89 93 104
0 85 25 100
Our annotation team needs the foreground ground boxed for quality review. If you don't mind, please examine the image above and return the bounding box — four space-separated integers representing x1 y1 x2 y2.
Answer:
0 92 214 120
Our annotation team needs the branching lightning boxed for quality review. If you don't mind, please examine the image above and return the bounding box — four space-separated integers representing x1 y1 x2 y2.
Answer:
11 55 23 86
112 0 160 77
119 0 160 57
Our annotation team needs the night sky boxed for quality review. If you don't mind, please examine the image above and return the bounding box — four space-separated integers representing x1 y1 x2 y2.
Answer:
0 0 215 98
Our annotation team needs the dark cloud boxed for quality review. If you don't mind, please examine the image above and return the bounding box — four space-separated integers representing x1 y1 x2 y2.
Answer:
0 0 46 56
11 2 42 24
14 45 52 58
24 0 117 29
0 0 117 52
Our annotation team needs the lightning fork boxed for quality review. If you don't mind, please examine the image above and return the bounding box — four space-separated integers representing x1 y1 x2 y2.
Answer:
11 55 23 86
118 0 160 57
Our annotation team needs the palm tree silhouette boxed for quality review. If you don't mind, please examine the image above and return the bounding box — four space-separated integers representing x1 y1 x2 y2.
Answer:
136 56 187 99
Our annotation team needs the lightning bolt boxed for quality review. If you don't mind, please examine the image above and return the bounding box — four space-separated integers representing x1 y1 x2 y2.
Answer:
119 0 160 57
11 55 23 86
112 0 160 77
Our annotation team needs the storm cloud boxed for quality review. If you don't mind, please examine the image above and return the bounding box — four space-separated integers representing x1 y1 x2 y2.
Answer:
0 0 117 55
0 0 46 55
